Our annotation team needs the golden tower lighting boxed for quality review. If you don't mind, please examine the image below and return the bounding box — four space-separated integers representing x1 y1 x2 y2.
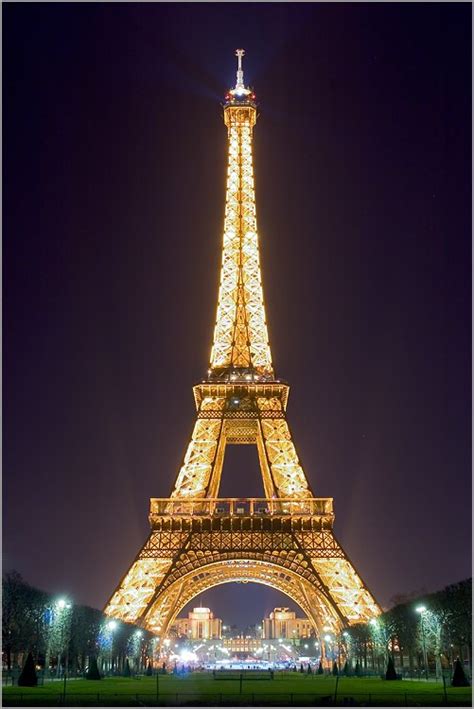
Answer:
104 50 380 643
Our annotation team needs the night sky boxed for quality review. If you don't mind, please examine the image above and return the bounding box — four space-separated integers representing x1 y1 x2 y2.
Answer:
4 3 471 628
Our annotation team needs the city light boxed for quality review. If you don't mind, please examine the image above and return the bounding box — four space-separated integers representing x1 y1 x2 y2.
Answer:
56 598 72 610
107 620 118 631
415 606 429 680
179 650 198 662
52 597 73 687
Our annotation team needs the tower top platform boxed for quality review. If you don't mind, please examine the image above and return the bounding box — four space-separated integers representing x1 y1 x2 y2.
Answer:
224 47 257 108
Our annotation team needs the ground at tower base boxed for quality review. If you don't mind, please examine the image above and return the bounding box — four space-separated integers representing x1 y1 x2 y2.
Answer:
3 674 472 707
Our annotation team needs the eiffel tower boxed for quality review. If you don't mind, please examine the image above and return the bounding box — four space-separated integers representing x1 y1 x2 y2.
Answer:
105 50 380 643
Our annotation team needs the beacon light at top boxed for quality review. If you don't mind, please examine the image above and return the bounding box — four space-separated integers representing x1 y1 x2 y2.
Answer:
224 49 256 106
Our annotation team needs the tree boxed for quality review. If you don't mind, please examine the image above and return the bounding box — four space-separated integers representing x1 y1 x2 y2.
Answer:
317 661 324 675
3 571 49 670
146 661 153 676
18 652 38 687
347 624 371 671
452 658 470 687
355 661 362 677
2 571 155 677
307 663 312 675
299 663 304 673
343 660 350 676
86 656 101 680
69 605 103 674
123 658 131 677
332 661 338 676
381 579 472 677
438 580 472 671
385 656 397 680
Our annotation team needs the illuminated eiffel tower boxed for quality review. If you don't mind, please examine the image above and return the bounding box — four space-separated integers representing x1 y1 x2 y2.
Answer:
105 50 380 643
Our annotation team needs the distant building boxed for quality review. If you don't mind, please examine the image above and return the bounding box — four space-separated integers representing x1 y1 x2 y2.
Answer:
222 635 262 655
173 606 222 640
262 607 313 641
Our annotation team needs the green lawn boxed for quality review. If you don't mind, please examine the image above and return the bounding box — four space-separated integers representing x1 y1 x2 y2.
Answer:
3 673 472 706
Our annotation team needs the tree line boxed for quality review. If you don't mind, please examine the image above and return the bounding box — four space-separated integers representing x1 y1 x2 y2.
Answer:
2 571 471 681
343 578 471 678
2 571 155 675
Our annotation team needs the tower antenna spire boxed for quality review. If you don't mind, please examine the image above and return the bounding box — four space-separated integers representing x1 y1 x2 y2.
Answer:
235 48 245 90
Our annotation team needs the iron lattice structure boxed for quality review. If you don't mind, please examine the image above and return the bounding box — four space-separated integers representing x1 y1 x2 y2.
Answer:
105 50 380 642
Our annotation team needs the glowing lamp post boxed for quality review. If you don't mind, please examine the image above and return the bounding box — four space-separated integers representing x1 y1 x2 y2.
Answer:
107 620 118 674
324 634 332 670
416 606 429 680
55 598 72 701
342 631 349 654
55 599 72 677
134 630 143 673
369 618 379 672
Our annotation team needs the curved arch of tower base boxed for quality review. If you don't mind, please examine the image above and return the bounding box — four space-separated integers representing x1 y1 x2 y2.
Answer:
105 509 380 637
141 558 342 638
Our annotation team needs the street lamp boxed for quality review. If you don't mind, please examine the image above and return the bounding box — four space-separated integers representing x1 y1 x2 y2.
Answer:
416 606 429 680
133 630 143 672
55 599 72 675
368 619 380 672
323 634 332 671
107 620 118 674
55 598 72 700
163 636 171 665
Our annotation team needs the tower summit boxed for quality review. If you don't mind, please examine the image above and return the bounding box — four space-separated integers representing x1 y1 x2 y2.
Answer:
211 48 270 382
104 51 380 644
233 48 246 93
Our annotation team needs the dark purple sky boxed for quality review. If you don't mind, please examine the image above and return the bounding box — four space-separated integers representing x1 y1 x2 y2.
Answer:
4 3 471 628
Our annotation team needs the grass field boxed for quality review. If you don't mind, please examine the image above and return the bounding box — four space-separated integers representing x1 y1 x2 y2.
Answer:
3 672 472 706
